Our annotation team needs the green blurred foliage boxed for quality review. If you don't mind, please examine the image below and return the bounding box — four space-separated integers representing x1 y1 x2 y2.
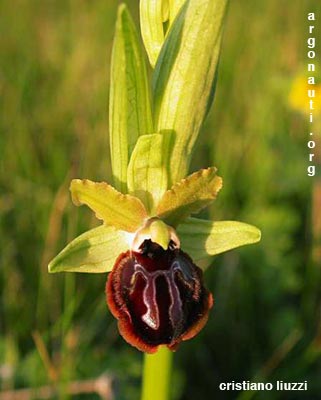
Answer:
1 0 321 399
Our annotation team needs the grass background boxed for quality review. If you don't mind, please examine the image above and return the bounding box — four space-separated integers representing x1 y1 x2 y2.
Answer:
1 0 321 399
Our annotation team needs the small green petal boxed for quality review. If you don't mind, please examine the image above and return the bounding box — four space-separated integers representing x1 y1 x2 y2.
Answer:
127 132 174 213
70 179 148 232
48 225 130 273
177 218 261 264
110 4 153 193
156 167 222 227
140 0 166 67
153 0 228 184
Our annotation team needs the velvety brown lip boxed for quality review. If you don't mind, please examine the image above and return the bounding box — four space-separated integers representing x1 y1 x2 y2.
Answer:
106 241 213 353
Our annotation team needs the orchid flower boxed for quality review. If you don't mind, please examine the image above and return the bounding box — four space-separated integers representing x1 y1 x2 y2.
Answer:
49 0 261 356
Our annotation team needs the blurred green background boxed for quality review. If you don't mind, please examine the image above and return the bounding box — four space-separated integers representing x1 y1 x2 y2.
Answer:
1 0 321 399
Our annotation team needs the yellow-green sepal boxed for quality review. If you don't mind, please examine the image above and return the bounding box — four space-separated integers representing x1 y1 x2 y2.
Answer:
177 218 261 266
156 167 222 226
70 179 148 232
48 225 129 273
110 3 153 193
127 132 174 213
153 0 228 184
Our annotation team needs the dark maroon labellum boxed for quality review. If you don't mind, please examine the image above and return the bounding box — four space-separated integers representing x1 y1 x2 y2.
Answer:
106 241 213 353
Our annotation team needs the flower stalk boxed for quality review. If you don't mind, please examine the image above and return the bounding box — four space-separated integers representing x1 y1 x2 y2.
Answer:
141 347 172 400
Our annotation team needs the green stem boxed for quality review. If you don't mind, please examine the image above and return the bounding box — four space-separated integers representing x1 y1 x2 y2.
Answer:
141 347 173 400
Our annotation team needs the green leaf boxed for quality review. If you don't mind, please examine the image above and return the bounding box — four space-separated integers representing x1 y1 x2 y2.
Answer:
140 0 168 67
110 4 153 193
70 179 148 232
162 0 170 22
168 0 185 24
153 0 228 185
177 218 261 264
127 132 174 213
156 168 222 226
48 225 129 273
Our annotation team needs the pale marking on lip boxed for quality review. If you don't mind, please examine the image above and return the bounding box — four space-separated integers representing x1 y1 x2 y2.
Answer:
130 258 195 331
